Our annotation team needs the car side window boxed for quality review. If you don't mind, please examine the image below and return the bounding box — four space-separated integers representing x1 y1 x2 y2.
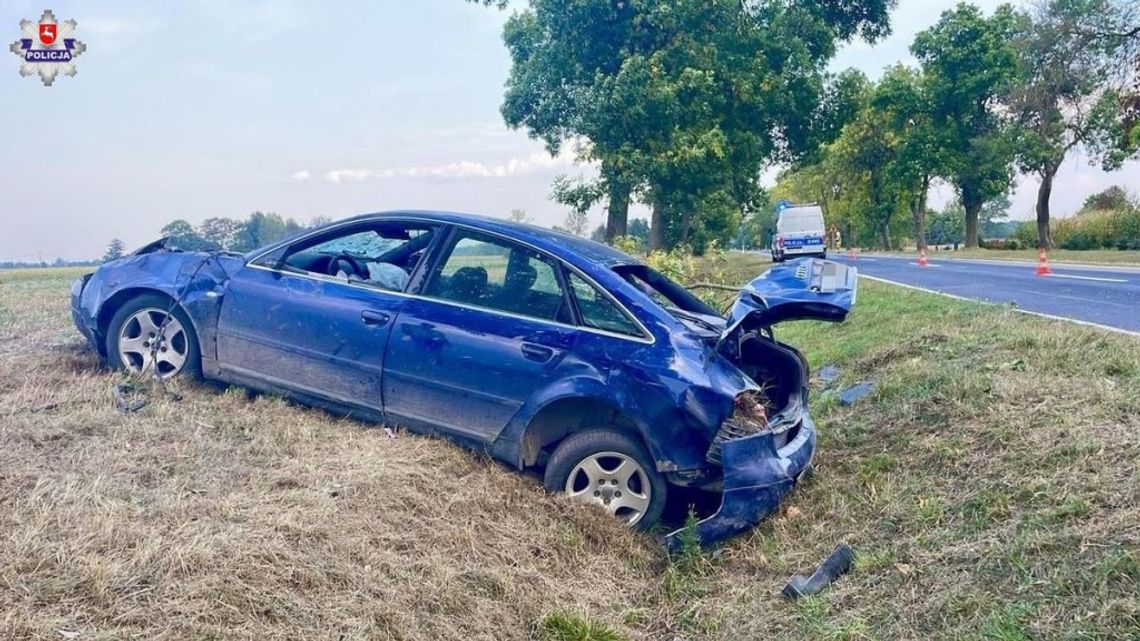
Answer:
566 271 643 338
267 223 436 293
423 230 571 323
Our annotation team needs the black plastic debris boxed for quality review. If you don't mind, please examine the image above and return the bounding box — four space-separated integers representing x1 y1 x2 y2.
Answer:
838 382 875 406
782 544 855 600
818 364 842 384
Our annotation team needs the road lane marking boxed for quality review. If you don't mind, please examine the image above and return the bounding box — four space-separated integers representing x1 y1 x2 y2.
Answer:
860 274 1140 338
864 253 1140 274
910 263 941 267
1045 273 1128 283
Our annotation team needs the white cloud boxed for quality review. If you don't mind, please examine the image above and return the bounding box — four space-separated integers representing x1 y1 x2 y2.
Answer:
324 150 581 184
288 170 310 183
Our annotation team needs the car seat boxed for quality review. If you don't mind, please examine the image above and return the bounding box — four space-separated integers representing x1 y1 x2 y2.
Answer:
448 266 488 304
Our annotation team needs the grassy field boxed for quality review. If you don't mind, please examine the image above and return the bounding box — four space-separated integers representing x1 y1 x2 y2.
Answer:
867 247 1140 266
1 265 1137 640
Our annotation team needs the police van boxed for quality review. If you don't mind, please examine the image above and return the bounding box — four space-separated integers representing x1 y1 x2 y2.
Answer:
770 203 827 263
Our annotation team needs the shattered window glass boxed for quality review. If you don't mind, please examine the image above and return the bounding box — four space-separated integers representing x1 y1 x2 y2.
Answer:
567 272 642 337
277 223 436 293
424 231 570 323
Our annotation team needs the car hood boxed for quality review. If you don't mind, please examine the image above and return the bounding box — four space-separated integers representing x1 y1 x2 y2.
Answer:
720 258 857 341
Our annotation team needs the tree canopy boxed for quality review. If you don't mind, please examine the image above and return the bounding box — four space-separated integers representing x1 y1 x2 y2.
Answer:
485 0 895 250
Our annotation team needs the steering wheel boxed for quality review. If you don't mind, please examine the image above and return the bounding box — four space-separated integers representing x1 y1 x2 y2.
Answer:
328 254 369 280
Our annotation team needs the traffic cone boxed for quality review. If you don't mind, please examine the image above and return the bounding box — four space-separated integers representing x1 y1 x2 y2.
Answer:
918 248 929 267
1035 249 1052 276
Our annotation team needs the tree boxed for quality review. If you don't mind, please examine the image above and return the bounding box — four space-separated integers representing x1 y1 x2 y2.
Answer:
493 0 896 249
827 106 909 249
161 219 210 251
927 204 966 246
627 218 650 247
913 4 1021 248
508 209 531 224
308 215 333 229
231 212 297 253
1009 0 1140 249
562 210 588 236
873 65 947 252
1082 185 1135 212
198 217 241 249
979 193 1012 239
551 175 600 237
102 238 125 263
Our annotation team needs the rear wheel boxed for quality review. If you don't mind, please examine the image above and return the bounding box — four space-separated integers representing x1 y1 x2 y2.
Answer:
544 429 667 529
105 294 201 380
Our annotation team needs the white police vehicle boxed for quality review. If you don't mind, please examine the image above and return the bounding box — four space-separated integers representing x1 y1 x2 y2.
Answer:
770 203 827 263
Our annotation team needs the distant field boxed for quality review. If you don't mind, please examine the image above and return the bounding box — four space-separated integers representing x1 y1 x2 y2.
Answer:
1 265 1137 640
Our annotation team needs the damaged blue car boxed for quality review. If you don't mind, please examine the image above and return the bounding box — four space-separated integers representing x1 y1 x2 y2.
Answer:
71 211 856 546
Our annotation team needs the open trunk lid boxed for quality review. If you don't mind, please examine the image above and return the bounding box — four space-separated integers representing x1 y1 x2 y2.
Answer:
720 258 857 341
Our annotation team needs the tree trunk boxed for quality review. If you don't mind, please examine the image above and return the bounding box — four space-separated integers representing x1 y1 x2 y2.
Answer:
880 223 892 250
1036 169 1055 250
604 180 630 243
649 200 665 251
964 207 979 248
913 176 929 252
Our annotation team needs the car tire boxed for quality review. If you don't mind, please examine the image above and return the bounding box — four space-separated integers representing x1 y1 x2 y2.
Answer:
544 429 668 530
105 293 201 380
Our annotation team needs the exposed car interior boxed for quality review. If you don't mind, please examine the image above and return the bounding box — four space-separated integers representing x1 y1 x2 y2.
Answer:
425 233 573 324
279 224 437 292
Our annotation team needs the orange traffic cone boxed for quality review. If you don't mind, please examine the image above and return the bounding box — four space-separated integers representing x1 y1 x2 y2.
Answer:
1035 249 1052 276
917 248 929 267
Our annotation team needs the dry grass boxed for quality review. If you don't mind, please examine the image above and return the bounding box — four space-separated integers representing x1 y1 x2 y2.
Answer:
2 264 1138 640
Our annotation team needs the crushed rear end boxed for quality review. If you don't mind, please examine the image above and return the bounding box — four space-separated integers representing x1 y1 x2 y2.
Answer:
664 258 857 549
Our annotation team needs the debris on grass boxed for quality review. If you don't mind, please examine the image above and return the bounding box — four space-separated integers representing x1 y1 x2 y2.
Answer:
817 364 842 384
838 381 875 406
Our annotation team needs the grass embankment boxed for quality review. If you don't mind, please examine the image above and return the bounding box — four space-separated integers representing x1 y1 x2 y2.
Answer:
1 265 1137 640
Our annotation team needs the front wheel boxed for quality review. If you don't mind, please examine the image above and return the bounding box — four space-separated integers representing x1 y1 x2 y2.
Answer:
105 294 201 380
544 429 667 529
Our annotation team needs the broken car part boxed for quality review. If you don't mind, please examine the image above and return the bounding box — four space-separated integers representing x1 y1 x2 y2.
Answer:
782 544 856 600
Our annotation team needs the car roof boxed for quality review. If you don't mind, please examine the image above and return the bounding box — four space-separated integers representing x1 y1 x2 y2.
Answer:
340 210 640 267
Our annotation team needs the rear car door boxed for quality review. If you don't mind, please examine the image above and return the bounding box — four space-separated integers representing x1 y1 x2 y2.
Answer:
215 221 438 413
382 228 576 442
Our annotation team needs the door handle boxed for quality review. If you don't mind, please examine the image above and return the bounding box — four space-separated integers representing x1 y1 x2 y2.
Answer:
521 343 554 362
361 310 390 325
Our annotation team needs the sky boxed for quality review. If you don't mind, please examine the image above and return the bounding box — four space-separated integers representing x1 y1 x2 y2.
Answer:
1 0 1136 261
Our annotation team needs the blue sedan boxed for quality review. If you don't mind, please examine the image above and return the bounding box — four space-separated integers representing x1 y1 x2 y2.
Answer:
71 211 856 546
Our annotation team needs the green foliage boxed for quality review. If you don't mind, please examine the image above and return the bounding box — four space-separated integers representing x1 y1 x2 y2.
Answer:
663 508 711 602
1008 0 1140 248
1081 186 1136 213
101 238 125 263
913 3 1021 247
1011 198 1140 249
645 246 697 282
539 612 626 641
611 236 642 256
497 0 896 250
156 213 320 253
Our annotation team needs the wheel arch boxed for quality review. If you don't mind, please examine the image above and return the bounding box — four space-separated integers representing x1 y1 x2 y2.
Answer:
518 395 645 469
96 288 200 355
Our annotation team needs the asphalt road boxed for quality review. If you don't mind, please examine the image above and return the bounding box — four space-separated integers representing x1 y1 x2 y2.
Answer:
828 253 1140 335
